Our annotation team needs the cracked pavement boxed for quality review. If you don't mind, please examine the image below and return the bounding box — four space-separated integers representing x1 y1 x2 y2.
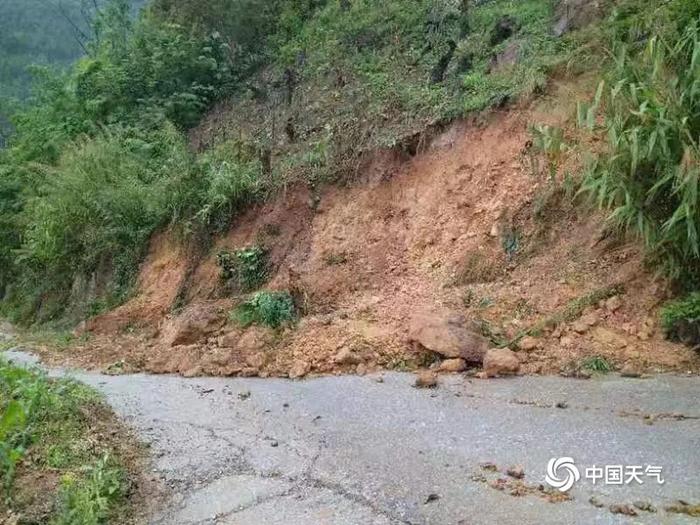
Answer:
4 350 700 524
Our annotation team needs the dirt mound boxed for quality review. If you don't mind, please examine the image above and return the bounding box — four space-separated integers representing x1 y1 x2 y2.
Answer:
43 99 699 379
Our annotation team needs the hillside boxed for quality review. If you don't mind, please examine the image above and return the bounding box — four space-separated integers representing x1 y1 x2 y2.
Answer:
0 0 146 142
0 0 699 380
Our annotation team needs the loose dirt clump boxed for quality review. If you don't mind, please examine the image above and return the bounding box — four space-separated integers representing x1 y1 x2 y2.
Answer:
34 95 700 379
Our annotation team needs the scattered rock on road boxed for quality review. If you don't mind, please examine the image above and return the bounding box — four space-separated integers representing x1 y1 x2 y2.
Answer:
506 465 525 479
620 363 642 378
609 503 637 516
633 501 657 513
415 370 438 388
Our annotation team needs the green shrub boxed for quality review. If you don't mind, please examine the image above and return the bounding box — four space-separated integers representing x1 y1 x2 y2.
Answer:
232 291 296 329
217 245 269 292
582 355 612 373
580 20 700 285
193 142 264 231
661 293 700 346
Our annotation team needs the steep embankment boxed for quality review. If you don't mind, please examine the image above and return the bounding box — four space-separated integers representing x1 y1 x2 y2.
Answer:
39 89 699 379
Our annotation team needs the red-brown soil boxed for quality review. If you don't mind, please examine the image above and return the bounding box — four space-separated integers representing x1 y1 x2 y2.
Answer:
34 94 700 379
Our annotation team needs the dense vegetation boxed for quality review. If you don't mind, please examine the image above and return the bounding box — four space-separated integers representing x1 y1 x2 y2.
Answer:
0 0 567 324
0 0 698 327
0 358 130 523
580 0 700 287
0 0 145 142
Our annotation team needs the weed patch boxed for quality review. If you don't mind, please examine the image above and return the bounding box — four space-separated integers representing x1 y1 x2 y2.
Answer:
581 355 612 373
231 291 296 329
0 359 133 522
660 293 700 347
217 245 269 293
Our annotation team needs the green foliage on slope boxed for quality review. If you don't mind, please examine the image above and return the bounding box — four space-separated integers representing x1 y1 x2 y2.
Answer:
579 0 700 286
0 0 570 324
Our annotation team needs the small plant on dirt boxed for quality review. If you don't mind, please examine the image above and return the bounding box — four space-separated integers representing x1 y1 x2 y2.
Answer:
217 245 269 292
231 291 296 329
581 355 612 373
323 251 348 266
453 253 500 286
500 226 521 260
476 319 509 347
660 293 700 347
52 454 125 525
530 124 568 182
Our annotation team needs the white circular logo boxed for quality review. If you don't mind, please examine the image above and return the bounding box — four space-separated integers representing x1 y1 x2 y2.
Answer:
545 457 580 492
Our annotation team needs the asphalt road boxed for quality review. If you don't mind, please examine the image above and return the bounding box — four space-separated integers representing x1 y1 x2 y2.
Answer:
4 349 700 524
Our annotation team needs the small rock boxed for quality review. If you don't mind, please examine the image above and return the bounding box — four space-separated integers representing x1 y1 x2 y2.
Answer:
480 462 498 472
356 363 368 376
289 360 311 379
581 312 599 326
334 348 362 366
633 501 657 513
518 336 540 352
240 367 259 377
424 493 440 504
375 376 384 383
506 466 525 479
605 295 622 312
620 364 641 378
592 327 628 348
269 440 279 448
238 390 251 400
555 401 568 409
559 335 575 348
415 371 438 389
483 348 520 378
182 367 202 378
572 320 589 334
246 352 265 369
609 504 637 516
439 358 467 373
589 496 605 508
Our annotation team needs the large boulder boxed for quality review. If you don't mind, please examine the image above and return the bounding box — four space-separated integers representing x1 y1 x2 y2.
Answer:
408 312 490 364
160 305 225 347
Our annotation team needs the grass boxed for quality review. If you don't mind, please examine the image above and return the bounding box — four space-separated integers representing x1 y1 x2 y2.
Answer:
0 359 131 523
579 11 700 286
231 291 297 329
581 355 612 373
